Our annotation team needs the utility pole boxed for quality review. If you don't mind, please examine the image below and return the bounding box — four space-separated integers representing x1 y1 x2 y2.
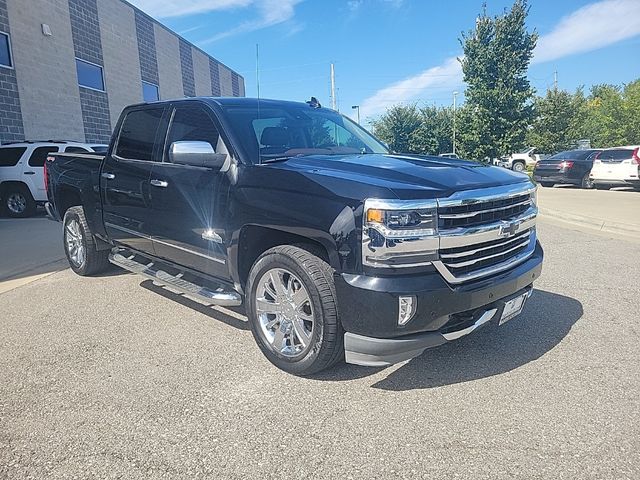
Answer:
452 91 459 156
351 105 360 124
553 70 558 91
330 63 337 111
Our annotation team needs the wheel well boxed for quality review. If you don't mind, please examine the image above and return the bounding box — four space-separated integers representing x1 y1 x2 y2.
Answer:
56 187 82 218
0 181 30 198
237 225 331 287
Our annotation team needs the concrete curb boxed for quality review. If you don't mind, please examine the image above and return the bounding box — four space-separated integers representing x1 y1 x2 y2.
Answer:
539 207 640 237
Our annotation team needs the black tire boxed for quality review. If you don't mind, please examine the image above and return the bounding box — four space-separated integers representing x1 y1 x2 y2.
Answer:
595 184 611 190
512 161 526 173
63 206 110 276
539 182 554 187
580 173 595 189
3 185 36 218
246 245 344 375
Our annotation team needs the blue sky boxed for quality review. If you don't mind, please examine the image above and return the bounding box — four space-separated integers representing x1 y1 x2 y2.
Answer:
129 0 640 126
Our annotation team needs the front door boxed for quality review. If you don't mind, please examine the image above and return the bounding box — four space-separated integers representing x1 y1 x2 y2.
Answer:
147 103 231 279
101 106 166 255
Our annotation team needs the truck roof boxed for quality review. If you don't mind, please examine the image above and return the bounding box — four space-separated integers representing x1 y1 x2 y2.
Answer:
132 96 331 111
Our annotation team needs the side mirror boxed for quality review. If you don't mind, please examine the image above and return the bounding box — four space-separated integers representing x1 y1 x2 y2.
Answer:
168 141 227 169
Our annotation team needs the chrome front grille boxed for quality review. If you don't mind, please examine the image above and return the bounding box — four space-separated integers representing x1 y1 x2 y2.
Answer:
438 193 532 228
439 229 532 277
433 183 538 284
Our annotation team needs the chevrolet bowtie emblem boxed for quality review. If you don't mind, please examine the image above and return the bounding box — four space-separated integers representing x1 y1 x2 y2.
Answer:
499 221 520 238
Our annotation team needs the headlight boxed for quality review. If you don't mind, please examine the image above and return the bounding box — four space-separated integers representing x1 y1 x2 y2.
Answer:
362 199 439 268
529 187 537 207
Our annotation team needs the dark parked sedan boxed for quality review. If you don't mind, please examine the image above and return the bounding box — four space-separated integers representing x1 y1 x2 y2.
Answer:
533 149 602 189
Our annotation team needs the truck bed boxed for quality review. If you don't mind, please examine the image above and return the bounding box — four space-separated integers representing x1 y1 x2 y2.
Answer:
45 152 106 235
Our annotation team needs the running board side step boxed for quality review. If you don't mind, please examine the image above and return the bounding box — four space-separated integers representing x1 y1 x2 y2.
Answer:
109 252 242 307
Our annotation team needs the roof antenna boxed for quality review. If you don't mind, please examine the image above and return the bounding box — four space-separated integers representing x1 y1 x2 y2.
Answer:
306 97 321 108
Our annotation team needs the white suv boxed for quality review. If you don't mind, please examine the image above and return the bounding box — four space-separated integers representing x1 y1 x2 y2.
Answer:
589 146 640 190
0 141 107 217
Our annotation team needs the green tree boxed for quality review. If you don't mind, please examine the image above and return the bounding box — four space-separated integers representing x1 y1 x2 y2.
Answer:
421 105 454 154
459 0 538 160
371 104 436 153
580 84 626 147
526 88 580 153
622 79 640 144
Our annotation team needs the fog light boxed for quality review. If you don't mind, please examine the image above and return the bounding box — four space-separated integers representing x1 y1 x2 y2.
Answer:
398 296 417 326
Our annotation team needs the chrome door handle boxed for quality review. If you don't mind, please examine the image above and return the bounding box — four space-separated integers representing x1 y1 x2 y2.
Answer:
101 172 115 180
150 179 168 188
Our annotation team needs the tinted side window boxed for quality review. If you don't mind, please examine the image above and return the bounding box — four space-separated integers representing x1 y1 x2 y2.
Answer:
166 106 220 155
116 108 164 161
28 146 59 167
64 146 90 154
0 147 26 167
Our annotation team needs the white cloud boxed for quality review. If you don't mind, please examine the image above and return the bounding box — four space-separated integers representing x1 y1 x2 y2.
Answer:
360 0 640 120
128 0 252 18
360 56 463 119
200 0 302 44
533 0 640 64
129 0 302 42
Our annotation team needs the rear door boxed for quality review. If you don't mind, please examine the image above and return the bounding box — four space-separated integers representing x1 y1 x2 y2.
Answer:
25 145 59 202
0 146 27 185
101 106 167 255
147 103 231 279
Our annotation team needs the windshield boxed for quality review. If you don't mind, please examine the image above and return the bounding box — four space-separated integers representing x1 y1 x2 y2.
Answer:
222 104 389 163
518 147 535 154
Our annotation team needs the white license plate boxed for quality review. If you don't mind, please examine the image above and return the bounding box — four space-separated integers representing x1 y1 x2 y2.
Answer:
499 293 528 326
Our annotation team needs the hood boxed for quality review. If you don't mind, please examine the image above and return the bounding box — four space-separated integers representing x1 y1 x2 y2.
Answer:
268 153 531 200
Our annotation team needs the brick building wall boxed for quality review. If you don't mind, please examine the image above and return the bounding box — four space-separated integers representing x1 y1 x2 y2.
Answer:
0 0 244 143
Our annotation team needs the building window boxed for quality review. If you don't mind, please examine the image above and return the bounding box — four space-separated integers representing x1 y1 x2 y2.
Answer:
76 58 105 91
142 81 159 102
0 32 12 68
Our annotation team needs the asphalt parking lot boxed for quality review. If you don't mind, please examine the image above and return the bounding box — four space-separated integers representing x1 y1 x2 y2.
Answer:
1 194 639 479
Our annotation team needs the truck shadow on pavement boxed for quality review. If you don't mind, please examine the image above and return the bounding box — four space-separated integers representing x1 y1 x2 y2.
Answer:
312 289 582 390
370 289 582 391
139 279 250 331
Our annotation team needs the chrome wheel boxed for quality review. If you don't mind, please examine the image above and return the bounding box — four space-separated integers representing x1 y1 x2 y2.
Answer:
255 268 314 358
65 219 85 267
512 162 525 172
7 192 27 214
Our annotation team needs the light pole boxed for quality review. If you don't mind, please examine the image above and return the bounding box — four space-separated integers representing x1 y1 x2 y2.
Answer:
352 105 360 124
452 91 459 156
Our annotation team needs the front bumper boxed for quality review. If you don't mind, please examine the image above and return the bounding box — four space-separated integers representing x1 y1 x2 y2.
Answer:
336 241 543 366
344 287 533 366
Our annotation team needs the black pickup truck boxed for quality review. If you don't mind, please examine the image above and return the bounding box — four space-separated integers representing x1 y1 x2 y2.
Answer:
46 97 543 375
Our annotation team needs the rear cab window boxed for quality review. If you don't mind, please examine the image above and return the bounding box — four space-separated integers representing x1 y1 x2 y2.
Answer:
0 147 27 167
115 107 165 161
28 146 59 167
